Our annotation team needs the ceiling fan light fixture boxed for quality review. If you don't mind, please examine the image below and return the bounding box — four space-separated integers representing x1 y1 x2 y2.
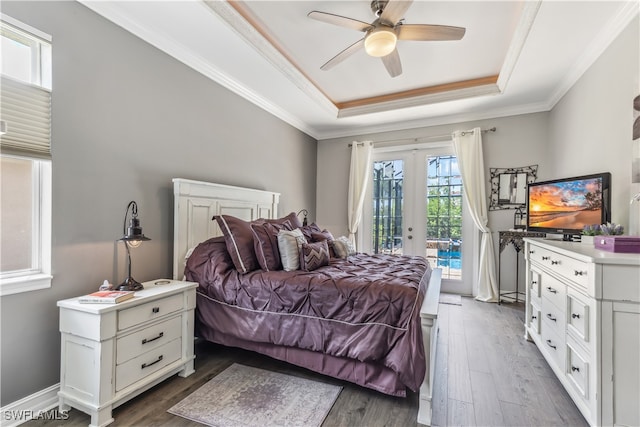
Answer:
364 27 397 57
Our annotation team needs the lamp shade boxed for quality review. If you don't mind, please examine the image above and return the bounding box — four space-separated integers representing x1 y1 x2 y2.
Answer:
364 27 397 57
120 216 150 247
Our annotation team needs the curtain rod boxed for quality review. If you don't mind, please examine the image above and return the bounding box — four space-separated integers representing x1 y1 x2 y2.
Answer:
348 127 497 147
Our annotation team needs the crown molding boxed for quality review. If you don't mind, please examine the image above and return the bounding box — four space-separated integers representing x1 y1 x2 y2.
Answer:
497 1 542 92
315 99 552 140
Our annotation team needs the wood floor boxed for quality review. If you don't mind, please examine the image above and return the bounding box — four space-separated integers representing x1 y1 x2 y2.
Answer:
27 297 587 427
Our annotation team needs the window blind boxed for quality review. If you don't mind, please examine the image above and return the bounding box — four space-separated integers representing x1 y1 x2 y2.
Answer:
0 76 51 160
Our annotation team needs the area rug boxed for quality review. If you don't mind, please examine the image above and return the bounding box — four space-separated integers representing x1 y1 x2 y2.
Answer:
168 363 342 427
439 293 462 306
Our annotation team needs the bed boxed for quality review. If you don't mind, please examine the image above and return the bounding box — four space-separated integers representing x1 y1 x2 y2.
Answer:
172 178 441 425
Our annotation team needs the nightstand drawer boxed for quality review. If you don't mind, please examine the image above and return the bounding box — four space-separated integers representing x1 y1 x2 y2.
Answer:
118 294 184 330
115 338 182 392
116 315 182 364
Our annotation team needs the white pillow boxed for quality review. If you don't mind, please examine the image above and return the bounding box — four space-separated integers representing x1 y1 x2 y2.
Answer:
277 228 307 271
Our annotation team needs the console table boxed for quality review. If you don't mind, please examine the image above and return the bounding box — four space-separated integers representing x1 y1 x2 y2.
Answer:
498 230 546 303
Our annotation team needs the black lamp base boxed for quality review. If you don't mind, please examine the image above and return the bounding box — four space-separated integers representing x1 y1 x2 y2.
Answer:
118 277 144 292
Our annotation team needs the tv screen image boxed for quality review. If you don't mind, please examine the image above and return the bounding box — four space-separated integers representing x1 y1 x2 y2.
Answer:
527 173 611 235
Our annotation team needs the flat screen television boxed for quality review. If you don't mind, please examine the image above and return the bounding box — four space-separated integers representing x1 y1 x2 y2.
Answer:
526 172 611 238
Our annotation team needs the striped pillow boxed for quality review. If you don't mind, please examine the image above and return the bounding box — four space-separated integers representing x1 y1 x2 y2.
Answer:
299 240 330 271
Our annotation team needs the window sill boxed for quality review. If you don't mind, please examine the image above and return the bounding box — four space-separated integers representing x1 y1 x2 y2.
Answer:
0 273 52 296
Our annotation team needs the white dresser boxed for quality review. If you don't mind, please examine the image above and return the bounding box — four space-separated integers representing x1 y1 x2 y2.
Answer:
524 238 640 426
57 280 197 427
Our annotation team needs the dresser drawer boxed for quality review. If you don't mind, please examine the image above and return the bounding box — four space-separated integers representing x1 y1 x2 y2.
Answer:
529 300 541 336
118 294 184 331
530 245 590 290
567 290 591 346
542 299 565 339
529 268 542 306
540 322 565 371
541 275 566 312
115 338 182 392
566 341 589 400
116 315 182 364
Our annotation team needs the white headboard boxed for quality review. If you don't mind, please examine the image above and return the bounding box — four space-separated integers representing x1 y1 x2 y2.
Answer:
172 178 280 279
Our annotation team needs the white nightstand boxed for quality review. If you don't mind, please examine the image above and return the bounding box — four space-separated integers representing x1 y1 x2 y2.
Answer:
57 279 197 427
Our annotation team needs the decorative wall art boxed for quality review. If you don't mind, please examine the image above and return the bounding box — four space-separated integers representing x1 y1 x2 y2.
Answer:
489 165 538 210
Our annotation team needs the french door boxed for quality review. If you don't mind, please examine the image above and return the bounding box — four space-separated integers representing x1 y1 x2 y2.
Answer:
362 145 474 295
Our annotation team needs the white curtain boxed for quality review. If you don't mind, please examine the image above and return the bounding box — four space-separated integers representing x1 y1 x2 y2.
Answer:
452 128 499 302
348 141 373 249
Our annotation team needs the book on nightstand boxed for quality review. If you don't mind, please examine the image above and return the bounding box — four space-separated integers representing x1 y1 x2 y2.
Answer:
78 290 135 304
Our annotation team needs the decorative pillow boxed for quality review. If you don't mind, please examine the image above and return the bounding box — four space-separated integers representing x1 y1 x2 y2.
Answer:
311 229 336 257
299 223 322 242
332 235 356 259
299 240 330 271
214 215 259 274
310 229 334 243
277 211 304 229
277 228 307 271
250 220 292 271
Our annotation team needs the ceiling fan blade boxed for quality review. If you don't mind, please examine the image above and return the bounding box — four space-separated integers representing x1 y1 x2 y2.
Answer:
397 24 466 41
321 38 366 71
379 0 413 25
381 49 402 78
308 11 373 32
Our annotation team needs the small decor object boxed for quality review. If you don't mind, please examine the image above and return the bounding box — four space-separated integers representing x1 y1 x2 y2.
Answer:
78 290 134 304
582 223 624 245
118 201 150 291
297 209 309 226
99 279 114 291
514 206 526 229
595 236 640 253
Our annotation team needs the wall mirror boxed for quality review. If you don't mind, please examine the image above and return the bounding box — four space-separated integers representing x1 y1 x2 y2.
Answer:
489 165 538 210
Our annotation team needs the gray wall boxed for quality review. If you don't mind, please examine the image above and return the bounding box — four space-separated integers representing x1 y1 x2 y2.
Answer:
0 1 317 405
548 15 639 229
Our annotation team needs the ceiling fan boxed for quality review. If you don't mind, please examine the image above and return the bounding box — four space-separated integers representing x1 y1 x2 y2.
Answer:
308 0 466 78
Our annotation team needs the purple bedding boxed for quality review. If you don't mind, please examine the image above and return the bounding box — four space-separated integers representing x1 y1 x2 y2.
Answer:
185 236 430 396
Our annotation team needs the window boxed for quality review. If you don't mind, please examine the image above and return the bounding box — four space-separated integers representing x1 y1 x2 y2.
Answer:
0 15 52 296
426 155 463 280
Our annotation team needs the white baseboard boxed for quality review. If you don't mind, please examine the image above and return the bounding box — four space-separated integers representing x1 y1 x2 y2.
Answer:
1 384 60 427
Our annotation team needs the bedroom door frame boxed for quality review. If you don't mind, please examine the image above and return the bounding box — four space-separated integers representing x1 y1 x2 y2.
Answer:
361 142 475 296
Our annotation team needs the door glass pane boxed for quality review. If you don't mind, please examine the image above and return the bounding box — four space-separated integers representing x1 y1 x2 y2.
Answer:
372 160 403 255
426 155 462 280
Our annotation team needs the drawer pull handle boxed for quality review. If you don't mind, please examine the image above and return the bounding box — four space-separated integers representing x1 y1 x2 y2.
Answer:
531 281 538 285
142 332 164 345
141 355 163 369
529 250 535 254
542 256 550 260
531 315 537 320
572 313 580 319
574 271 586 276
551 260 560 265
152 307 160 314
546 287 557 294
546 313 557 322
571 366 580 372
546 340 556 350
